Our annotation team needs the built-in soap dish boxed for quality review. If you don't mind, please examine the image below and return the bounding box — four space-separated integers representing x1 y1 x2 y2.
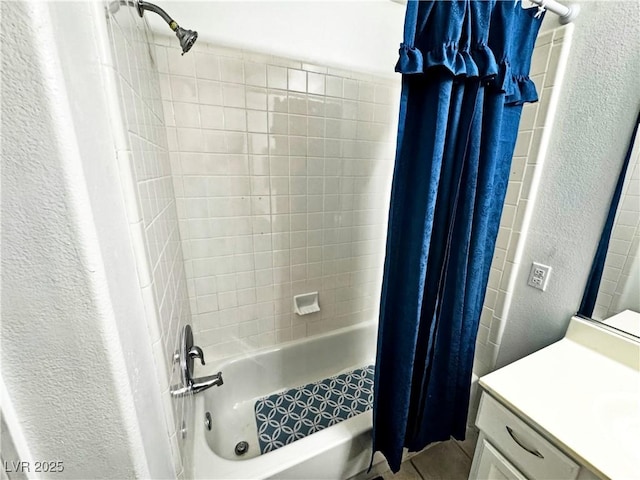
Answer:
294 292 320 316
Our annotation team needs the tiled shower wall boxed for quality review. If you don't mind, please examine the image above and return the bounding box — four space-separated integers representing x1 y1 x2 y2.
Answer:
473 25 573 379
155 37 400 361
593 147 640 320
105 5 192 477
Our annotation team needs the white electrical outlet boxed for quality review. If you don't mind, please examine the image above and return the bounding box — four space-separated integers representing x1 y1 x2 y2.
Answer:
528 262 552 291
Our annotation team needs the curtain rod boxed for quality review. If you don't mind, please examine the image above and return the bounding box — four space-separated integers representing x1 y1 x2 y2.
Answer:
527 0 580 24
389 1 580 24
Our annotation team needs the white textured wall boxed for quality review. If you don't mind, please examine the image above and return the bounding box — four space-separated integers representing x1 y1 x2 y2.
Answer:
496 1 640 368
144 1 405 77
156 37 399 362
1 2 171 477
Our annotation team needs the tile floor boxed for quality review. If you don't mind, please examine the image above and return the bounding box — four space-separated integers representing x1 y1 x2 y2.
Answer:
354 434 477 480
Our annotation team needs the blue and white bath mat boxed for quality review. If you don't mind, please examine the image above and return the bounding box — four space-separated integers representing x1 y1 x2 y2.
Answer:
254 365 374 454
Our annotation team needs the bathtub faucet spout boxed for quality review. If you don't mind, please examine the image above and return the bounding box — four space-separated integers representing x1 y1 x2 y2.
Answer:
191 371 224 394
171 325 225 397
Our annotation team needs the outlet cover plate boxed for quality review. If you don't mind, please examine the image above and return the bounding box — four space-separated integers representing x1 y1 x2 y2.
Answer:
528 262 552 291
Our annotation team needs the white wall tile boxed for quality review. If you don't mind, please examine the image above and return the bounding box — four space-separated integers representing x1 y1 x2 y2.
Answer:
288 69 307 93
307 72 326 95
162 40 399 363
219 57 244 84
222 84 246 108
197 79 223 105
108 16 193 477
247 110 268 133
200 105 224 129
244 62 267 87
168 46 196 77
173 102 200 128
170 76 198 103
326 76 343 98
195 52 220 80
267 65 288 90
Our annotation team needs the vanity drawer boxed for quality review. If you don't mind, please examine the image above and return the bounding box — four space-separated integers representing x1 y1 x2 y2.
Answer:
476 392 580 480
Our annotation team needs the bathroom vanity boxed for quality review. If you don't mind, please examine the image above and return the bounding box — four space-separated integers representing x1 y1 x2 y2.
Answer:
469 315 640 479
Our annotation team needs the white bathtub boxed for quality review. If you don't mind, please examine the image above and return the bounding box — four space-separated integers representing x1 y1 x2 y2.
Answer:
191 321 384 479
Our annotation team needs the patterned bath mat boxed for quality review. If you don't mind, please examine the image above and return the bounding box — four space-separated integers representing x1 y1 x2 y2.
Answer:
254 365 374 454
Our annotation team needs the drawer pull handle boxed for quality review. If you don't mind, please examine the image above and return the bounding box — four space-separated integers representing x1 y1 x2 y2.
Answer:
506 426 545 459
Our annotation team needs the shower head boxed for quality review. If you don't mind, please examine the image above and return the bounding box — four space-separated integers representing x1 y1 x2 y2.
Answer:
175 26 198 55
135 0 198 55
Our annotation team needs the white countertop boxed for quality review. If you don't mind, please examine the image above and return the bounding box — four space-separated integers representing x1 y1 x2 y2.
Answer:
603 309 640 338
479 317 640 480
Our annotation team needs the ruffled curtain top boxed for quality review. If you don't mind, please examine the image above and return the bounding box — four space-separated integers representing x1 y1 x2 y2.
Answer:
395 0 544 105
504 4 545 104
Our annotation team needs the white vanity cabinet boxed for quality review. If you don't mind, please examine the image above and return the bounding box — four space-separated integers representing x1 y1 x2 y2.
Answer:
467 316 640 480
469 392 599 480
472 437 527 480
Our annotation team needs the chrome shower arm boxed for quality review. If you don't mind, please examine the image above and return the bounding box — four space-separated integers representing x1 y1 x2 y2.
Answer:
109 0 199 55
135 0 176 31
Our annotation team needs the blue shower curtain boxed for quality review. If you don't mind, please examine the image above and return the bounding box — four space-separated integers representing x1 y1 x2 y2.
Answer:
373 0 545 471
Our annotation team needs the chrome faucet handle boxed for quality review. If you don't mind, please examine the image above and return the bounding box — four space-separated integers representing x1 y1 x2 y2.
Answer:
171 325 222 397
188 345 205 365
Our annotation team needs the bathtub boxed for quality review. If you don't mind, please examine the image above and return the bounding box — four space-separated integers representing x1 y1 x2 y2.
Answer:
191 321 384 479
